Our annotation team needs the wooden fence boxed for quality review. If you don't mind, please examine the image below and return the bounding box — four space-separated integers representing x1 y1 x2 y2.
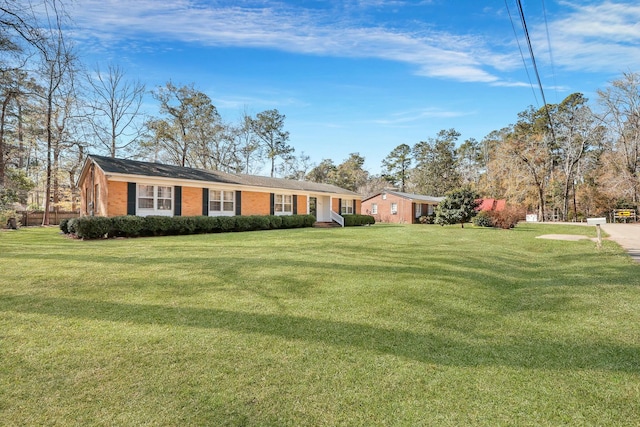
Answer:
19 211 80 226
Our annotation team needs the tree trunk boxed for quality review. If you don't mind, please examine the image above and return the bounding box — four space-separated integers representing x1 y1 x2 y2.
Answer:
0 95 9 187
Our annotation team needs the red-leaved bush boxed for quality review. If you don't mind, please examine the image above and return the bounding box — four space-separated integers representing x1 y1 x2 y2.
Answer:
489 206 524 229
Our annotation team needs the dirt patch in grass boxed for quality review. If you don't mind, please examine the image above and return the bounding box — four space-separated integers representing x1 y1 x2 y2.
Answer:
536 234 593 241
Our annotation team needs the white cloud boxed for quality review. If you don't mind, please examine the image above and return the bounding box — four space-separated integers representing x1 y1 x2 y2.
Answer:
534 1 640 72
68 0 509 84
372 107 469 126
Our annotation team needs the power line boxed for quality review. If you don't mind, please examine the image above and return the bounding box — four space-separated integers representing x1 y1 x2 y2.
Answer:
504 0 539 106
514 0 556 141
541 0 558 103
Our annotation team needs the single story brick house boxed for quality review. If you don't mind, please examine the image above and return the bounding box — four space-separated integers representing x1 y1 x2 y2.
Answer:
361 190 443 224
78 155 361 225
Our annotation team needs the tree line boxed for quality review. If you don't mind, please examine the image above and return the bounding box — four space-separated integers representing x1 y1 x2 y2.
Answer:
378 85 640 222
2 1 639 224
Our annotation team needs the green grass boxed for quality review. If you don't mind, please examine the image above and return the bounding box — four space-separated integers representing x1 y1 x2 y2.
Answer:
1 224 639 426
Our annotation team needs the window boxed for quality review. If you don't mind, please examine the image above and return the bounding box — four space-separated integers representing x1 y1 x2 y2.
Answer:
391 202 398 215
415 203 422 218
371 203 378 215
209 189 235 216
341 199 354 215
275 194 293 215
382 194 387 200
138 184 172 216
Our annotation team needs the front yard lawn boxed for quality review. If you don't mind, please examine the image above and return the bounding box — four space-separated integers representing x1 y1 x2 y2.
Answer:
1 224 639 426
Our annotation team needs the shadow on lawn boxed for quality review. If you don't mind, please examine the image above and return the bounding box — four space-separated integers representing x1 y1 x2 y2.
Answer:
2 294 638 373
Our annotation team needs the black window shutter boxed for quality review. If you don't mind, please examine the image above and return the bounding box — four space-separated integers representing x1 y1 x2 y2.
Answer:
174 186 182 216
353 199 357 214
338 199 342 214
270 193 275 215
293 195 298 215
127 182 136 215
202 188 209 216
235 191 242 216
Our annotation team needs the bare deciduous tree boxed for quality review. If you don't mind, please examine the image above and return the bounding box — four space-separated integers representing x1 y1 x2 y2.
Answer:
86 64 146 158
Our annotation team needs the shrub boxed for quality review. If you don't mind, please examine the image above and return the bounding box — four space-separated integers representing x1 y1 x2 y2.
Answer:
280 215 302 229
472 211 493 228
64 214 317 240
302 214 316 227
418 214 435 224
489 206 523 229
247 215 271 231
67 218 78 235
60 218 70 234
109 215 145 237
278 214 315 229
344 214 375 226
170 216 197 235
0 209 18 228
74 216 111 239
141 216 172 236
217 216 236 232
267 215 282 229
234 215 254 232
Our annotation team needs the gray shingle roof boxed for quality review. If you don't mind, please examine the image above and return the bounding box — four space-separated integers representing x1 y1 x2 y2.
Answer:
89 155 360 196
363 190 443 203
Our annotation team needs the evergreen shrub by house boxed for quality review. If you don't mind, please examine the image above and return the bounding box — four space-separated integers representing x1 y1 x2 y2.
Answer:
109 215 145 237
59 218 70 234
472 211 493 227
267 215 283 229
418 214 435 224
344 214 375 226
73 217 111 239
67 218 78 234
66 214 317 239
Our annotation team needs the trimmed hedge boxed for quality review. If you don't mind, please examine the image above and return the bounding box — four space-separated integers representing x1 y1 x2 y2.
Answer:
344 214 375 226
63 214 318 239
73 216 112 240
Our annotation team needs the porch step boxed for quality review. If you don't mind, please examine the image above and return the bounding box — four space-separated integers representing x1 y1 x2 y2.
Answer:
312 221 341 228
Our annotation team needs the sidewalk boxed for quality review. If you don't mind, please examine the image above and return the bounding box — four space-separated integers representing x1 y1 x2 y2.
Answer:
600 223 640 263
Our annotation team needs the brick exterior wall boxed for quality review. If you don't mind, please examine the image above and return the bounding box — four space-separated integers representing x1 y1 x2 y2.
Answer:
80 164 112 217
241 191 270 215
361 193 434 224
107 181 128 217
181 186 202 216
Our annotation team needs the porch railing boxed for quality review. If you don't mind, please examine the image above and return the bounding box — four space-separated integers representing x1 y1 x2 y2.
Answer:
330 210 344 227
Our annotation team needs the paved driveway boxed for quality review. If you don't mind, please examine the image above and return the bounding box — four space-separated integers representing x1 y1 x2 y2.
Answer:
601 223 640 263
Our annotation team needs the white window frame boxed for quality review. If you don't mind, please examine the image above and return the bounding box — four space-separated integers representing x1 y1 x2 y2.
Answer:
371 203 378 215
341 199 354 215
391 202 398 215
209 189 235 216
274 194 293 216
137 184 173 216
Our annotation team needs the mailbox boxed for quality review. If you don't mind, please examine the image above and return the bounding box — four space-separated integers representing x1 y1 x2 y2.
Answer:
587 217 606 225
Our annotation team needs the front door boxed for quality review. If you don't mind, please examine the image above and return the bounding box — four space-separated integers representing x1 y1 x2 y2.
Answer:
314 196 330 222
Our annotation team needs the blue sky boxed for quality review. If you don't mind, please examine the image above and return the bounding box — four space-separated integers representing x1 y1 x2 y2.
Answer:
68 0 640 174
